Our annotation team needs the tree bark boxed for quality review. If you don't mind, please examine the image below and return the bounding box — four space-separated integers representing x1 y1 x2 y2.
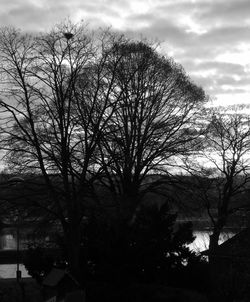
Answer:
209 226 224 300
65 223 83 284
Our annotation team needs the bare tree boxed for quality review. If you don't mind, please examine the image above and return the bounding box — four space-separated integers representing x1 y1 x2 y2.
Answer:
0 22 129 282
95 41 206 221
185 110 250 254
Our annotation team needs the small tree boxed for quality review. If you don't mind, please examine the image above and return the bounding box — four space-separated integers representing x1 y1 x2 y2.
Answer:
185 110 250 253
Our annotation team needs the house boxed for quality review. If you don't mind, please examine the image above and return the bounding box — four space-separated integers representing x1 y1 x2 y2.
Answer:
43 268 85 302
207 228 250 301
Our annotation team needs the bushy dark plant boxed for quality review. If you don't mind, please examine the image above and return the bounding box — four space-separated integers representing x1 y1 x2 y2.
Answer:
23 246 55 283
85 202 208 291
24 202 208 292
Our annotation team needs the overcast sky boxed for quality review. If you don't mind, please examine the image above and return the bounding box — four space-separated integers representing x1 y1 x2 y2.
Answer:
0 0 249 106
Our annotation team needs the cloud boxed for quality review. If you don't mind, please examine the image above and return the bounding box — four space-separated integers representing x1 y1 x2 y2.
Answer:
196 0 250 27
0 0 249 105
199 25 250 48
0 2 74 31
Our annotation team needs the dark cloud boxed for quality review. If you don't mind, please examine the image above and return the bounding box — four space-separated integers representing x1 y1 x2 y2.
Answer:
0 2 74 31
216 76 244 86
125 18 197 46
181 61 246 76
196 62 246 75
199 25 250 47
196 0 250 26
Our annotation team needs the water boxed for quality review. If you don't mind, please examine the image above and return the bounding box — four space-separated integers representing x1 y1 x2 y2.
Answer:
0 264 30 279
0 228 237 278
0 228 30 278
190 230 235 252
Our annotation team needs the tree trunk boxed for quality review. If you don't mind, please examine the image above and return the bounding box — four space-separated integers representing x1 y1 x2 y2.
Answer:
209 228 222 300
120 193 139 224
65 224 83 284
120 179 141 223
209 230 220 254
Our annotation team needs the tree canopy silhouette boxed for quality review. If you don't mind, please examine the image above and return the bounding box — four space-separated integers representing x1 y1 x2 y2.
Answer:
95 41 206 221
0 21 206 283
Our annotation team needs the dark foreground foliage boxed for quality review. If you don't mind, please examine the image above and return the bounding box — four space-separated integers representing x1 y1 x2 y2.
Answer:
23 202 209 295
86 283 208 302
